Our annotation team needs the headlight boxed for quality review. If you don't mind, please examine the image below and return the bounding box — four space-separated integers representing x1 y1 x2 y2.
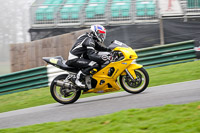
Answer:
131 59 137 64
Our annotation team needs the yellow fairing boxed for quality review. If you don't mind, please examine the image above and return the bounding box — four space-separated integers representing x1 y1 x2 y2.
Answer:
86 47 140 93
114 47 138 59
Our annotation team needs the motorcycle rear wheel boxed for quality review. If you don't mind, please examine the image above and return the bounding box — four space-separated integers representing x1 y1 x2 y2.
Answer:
50 74 81 104
120 67 149 94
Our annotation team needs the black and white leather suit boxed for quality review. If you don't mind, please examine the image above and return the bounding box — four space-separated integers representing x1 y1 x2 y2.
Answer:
66 33 110 74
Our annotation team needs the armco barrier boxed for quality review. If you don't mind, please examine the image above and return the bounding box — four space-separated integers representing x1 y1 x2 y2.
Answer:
0 65 68 96
0 40 197 95
0 67 48 95
136 40 196 68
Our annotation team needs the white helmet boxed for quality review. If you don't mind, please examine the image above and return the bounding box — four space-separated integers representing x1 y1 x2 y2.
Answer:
90 25 106 43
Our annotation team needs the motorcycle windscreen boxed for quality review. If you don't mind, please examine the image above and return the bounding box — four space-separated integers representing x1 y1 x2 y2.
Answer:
108 40 130 50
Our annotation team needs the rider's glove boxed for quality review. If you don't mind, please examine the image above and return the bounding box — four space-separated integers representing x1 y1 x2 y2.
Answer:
106 48 112 52
101 54 112 62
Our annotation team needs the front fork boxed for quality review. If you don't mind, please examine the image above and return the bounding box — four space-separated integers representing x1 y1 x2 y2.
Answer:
125 69 135 80
121 63 143 79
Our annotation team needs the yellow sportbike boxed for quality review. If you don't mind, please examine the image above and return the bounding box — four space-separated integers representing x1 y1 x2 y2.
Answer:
43 40 149 104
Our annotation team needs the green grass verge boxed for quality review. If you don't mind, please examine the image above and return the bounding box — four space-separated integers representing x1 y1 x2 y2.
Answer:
0 60 200 113
1 101 200 133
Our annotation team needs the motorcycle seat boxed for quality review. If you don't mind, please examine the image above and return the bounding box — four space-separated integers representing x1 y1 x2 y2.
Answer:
43 56 79 73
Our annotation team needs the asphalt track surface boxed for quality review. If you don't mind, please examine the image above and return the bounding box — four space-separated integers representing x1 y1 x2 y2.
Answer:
0 80 200 129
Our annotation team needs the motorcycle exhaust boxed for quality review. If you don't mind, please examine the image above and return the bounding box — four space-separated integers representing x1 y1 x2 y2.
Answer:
56 80 71 88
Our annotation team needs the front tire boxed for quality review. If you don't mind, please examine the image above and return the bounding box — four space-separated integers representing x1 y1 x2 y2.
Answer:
50 74 81 104
120 67 149 94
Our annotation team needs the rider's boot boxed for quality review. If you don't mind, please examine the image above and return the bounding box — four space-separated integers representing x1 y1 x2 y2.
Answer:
75 70 86 88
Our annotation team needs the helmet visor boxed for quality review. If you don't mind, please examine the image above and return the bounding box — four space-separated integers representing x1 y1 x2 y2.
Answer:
98 33 106 42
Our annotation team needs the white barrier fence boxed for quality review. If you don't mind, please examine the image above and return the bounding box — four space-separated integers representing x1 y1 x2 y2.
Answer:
46 65 68 86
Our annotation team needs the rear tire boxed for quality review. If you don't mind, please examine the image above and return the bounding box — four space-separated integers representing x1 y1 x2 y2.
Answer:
50 74 81 104
120 67 149 94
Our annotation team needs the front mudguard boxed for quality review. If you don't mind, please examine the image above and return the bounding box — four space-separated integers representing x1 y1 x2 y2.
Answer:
121 64 143 79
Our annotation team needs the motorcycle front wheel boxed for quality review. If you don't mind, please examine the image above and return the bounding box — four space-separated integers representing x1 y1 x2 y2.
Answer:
120 67 149 94
50 74 81 104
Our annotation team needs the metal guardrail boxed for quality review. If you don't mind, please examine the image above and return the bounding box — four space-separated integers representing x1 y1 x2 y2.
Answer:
136 40 196 68
0 65 68 96
0 40 197 95
0 67 48 95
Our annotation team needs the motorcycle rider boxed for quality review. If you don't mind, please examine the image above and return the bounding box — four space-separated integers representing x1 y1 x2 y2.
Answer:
66 25 111 88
